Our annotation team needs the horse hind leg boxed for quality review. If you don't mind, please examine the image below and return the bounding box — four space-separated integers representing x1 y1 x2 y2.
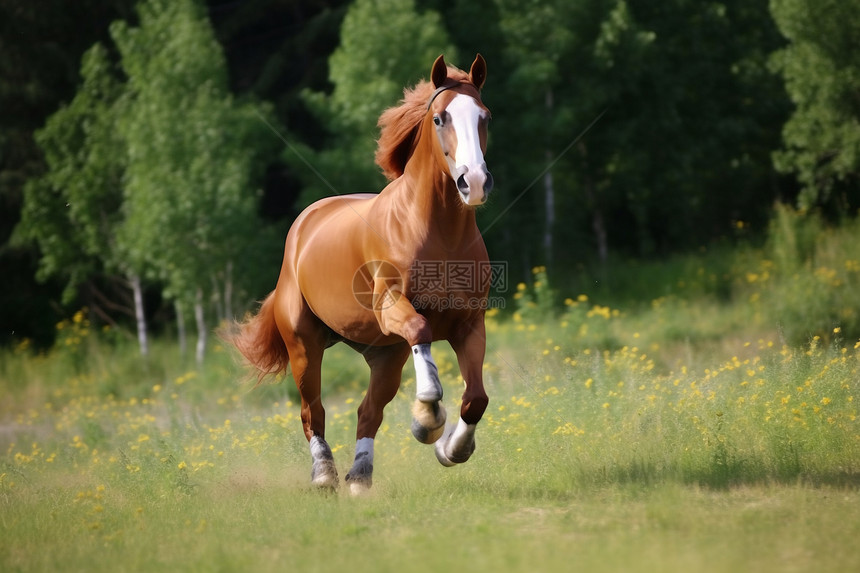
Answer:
283 311 338 490
410 343 447 444
345 343 409 495
310 435 338 489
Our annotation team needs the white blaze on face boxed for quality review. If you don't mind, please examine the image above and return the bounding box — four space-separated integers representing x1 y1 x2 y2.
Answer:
446 94 489 205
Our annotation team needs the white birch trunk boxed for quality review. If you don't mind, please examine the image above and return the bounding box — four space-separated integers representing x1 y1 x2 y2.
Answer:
130 273 149 359
195 287 206 367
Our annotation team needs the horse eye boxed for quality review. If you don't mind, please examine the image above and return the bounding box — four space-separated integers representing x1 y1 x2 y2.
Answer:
433 115 442 127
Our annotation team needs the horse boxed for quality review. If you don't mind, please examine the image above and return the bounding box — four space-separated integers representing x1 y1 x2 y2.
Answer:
228 54 494 494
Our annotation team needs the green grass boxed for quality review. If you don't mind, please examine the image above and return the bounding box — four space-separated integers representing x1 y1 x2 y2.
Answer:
3 472 858 572
2 316 859 572
3 208 860 572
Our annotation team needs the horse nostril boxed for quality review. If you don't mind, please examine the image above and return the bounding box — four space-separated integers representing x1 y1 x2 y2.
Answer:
457 173 469 192
484 171 494 194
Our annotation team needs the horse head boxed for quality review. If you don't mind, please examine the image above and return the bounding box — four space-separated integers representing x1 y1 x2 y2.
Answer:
427 54 493 207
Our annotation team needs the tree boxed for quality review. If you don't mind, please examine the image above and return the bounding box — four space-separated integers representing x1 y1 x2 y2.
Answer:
112 0 279 364
0 0 136 347
493 0 655 268
16 0 279 361
489 0 787 279
770 0 860 210
590 0 786 255
14 43 153 357
296 0 457 204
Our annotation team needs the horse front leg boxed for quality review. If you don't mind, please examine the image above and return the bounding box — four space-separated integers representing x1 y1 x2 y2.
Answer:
409 342 447 444
436 317 488 466
375 292 446 445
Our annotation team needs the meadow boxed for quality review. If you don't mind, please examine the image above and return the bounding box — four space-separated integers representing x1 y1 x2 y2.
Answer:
2 206 859 572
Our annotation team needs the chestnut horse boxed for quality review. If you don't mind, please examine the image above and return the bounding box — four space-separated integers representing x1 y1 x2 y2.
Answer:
229 54 493 494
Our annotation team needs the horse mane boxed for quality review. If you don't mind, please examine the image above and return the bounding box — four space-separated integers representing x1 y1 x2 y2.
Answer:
375 65 473 181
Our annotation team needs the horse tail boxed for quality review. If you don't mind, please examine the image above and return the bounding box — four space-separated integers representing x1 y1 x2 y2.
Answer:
226 292 290 383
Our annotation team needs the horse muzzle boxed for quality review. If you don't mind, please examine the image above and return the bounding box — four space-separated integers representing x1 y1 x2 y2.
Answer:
455 164 493 206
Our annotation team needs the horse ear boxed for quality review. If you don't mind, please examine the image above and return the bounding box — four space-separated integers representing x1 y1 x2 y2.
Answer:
431 55 447 88
469 54 487 90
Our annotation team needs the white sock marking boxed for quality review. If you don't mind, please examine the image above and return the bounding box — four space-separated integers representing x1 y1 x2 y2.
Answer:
448 417 476 452
309 435 331 460
354 437 374 466
412 343 442 402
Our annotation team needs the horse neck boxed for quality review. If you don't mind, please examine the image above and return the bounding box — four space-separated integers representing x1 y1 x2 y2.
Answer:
398 115 477 250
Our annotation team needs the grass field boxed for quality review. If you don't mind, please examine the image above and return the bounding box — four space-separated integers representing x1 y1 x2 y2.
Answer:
3 209 860 572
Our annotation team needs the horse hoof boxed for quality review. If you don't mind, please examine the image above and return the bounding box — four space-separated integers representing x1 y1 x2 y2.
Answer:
411 400 446 444
311 477 339 491
311 460 339 490
345 463 373 495
411 417 445 444
435 441 474 466
434 425 475 467
347 478 372 496
434 440 457 467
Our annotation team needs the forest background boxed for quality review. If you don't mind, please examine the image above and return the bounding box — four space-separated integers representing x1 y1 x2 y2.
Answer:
2 0 859 355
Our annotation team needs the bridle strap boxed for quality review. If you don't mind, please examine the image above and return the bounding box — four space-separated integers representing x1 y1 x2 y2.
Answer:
427 81 482 111
426 83 457 110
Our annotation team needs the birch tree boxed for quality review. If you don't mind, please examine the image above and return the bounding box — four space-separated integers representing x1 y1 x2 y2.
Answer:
112 0 277 365
15 43 152 357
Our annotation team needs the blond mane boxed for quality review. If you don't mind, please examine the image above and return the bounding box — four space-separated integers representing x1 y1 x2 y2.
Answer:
375 66 473 181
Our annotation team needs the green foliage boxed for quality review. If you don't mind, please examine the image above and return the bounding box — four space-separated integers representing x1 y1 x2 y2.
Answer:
0 1 139 347
326 0 456 131
501 202 860 348
0 0 136 231
512 265 557 323
2 0 857 348
112 0 279 306
296 0 457 204
770 0 860 210
483 0 788 274
14 43 126 302
766 201 823 273
735 204 860 344
12 0 283 355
